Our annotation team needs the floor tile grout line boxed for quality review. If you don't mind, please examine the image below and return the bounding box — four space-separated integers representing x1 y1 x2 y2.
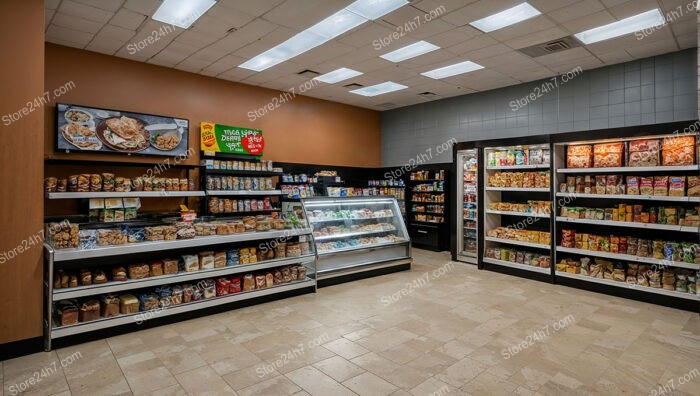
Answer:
106 338 136 396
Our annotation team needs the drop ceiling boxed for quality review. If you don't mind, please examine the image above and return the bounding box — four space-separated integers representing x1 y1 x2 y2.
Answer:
45 0 697 111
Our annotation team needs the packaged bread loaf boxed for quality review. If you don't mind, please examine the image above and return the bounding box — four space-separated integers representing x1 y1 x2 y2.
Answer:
163 258 179 274
77 174 90 192
44 177 57 192
662 136 695 166
149 261 163 277
57 300 79 326
101 295 120 318
255 274 266 289
567 145 593 168
128 263 149 279
199 252 215 269
229 277 242 293
242 274 255 291
593 143 624 168
78 300 100 322
112 266 127 282
183 255 199 272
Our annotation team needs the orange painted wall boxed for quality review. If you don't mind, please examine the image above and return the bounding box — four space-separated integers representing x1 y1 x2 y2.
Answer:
45 44 381 167
0 0 45 344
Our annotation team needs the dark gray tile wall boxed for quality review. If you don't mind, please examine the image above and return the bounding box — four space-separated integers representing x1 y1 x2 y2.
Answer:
381 49 698 166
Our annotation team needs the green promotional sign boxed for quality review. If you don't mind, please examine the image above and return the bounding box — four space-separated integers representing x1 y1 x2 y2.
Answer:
200 122 264 156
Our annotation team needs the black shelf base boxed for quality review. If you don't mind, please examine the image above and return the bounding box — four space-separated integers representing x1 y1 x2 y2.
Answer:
317 262 411 288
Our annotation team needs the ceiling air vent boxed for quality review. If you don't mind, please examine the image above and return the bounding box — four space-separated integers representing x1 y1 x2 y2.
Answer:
343 83 364 88
297 69 320 77
418 92 438 98
518 36 581 58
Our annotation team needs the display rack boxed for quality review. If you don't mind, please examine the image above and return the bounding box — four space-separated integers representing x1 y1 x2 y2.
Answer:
407 166 450 251
301 196 411 286
481 142 553 277
552 130 699 308
456 149 478 264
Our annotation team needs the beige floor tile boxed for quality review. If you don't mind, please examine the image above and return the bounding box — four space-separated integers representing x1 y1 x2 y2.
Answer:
285 366 356 396
3 351 70 396
342 372 398 396
323 338 370 360
151 344 208 375
408 377 452 396
350 352 401 378
375 365 433 390
222 364 280 391
140 384 188 396
435 357 489 388
237 375 301 396
174 366 236 395
312 356 366 383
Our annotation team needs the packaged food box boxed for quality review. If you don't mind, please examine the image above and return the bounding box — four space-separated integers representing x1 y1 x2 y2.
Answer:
593 143 624 168
662 136 695 166
567 145 593 168
628 139 660 167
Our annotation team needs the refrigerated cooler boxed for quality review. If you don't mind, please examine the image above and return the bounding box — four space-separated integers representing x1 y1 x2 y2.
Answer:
457 149 478 264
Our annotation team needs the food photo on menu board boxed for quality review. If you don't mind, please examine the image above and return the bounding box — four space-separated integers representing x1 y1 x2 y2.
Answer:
56 103 189 157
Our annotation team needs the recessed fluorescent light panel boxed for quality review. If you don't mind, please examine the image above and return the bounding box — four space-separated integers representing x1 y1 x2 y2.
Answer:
346 0 409 20
239 0 410 72
152 0 215 29
380 41 440 62
574 9 665 44
470 2 541 32
421 61 484 79
314 68 364 84
350 82 408 96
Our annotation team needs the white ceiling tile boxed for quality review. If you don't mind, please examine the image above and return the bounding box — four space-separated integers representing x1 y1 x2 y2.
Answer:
232 26 297 58
426 25 482 48
528 0 581 13
207 2 256 28
547 0 606 24
412 0 479 16
163 40 205 56
589 49 635 64
149 50 191 67
148 57 179 68
607 0 663 19
558 10 616 34
202 55 247 75
626 37 680 59
219 66 258 82
445 34 498 57
52 12 105 34
97 24 136 42
113 20 180 59
59 0 114 24
45 9 55 30
457 43 513 62
109 8 147 30
441 0 527 27
348 57 395 73
675 32 696 49
337 22 394 48
173 30 223 48
46 0 61 10
188 15 232 39
263 0 354 30
46 35 89 49
294 41 359 65
123 0 160 16
74 0 125 12
46 24 94 47
488 15 556 43
504 26 569 50
174 57 213 73
85 36 124 55
400 48 461 67
218 0 285 17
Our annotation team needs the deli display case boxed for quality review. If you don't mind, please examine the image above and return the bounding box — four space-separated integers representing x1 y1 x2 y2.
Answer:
302 196 412 285
457 149 478 264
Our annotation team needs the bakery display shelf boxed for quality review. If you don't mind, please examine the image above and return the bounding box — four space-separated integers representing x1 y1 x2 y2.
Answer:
309 215 395 224
314 228 398 241
555 192 700 203
411 201 445 204
412 211 445 216
206 190 283 196
486 164 550 170
486 210 550 218
51 228 313 262
555 272 698 301
484 237 550 250
485 187 550 192
412 220 444 225
208 209 282 216
556 165 699 174
317 240 409 257
50 278 316 338
483 257 551 274
203 169 284 177
46 191 205 199
53 255 315 300
555 216 698 232
555 246 700 270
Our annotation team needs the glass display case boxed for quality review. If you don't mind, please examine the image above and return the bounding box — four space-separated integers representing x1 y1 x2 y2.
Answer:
302 196 411 283
457 149 478 263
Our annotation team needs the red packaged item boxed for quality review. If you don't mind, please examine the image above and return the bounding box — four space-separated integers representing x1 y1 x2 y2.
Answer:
216 278 231 296
640 177 654 195
229 277 241 293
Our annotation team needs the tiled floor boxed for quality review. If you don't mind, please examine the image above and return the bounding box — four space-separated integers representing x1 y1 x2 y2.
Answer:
3 249 700 395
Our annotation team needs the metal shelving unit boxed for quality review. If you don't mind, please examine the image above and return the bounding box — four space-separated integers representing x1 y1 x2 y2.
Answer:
46 191 205 199
206 190 283 196
482 257 551 274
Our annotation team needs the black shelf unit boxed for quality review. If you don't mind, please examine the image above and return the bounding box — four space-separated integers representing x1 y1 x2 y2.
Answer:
406 164 451 251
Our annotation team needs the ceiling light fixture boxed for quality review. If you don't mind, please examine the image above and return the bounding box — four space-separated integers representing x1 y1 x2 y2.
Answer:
470 2 541 33
152 0 216 29
421 60 484 79
314 68 364 84
239 0 409 72
574 9 665 44
346 0 409 20
380 41 440 62
350 81 408 96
